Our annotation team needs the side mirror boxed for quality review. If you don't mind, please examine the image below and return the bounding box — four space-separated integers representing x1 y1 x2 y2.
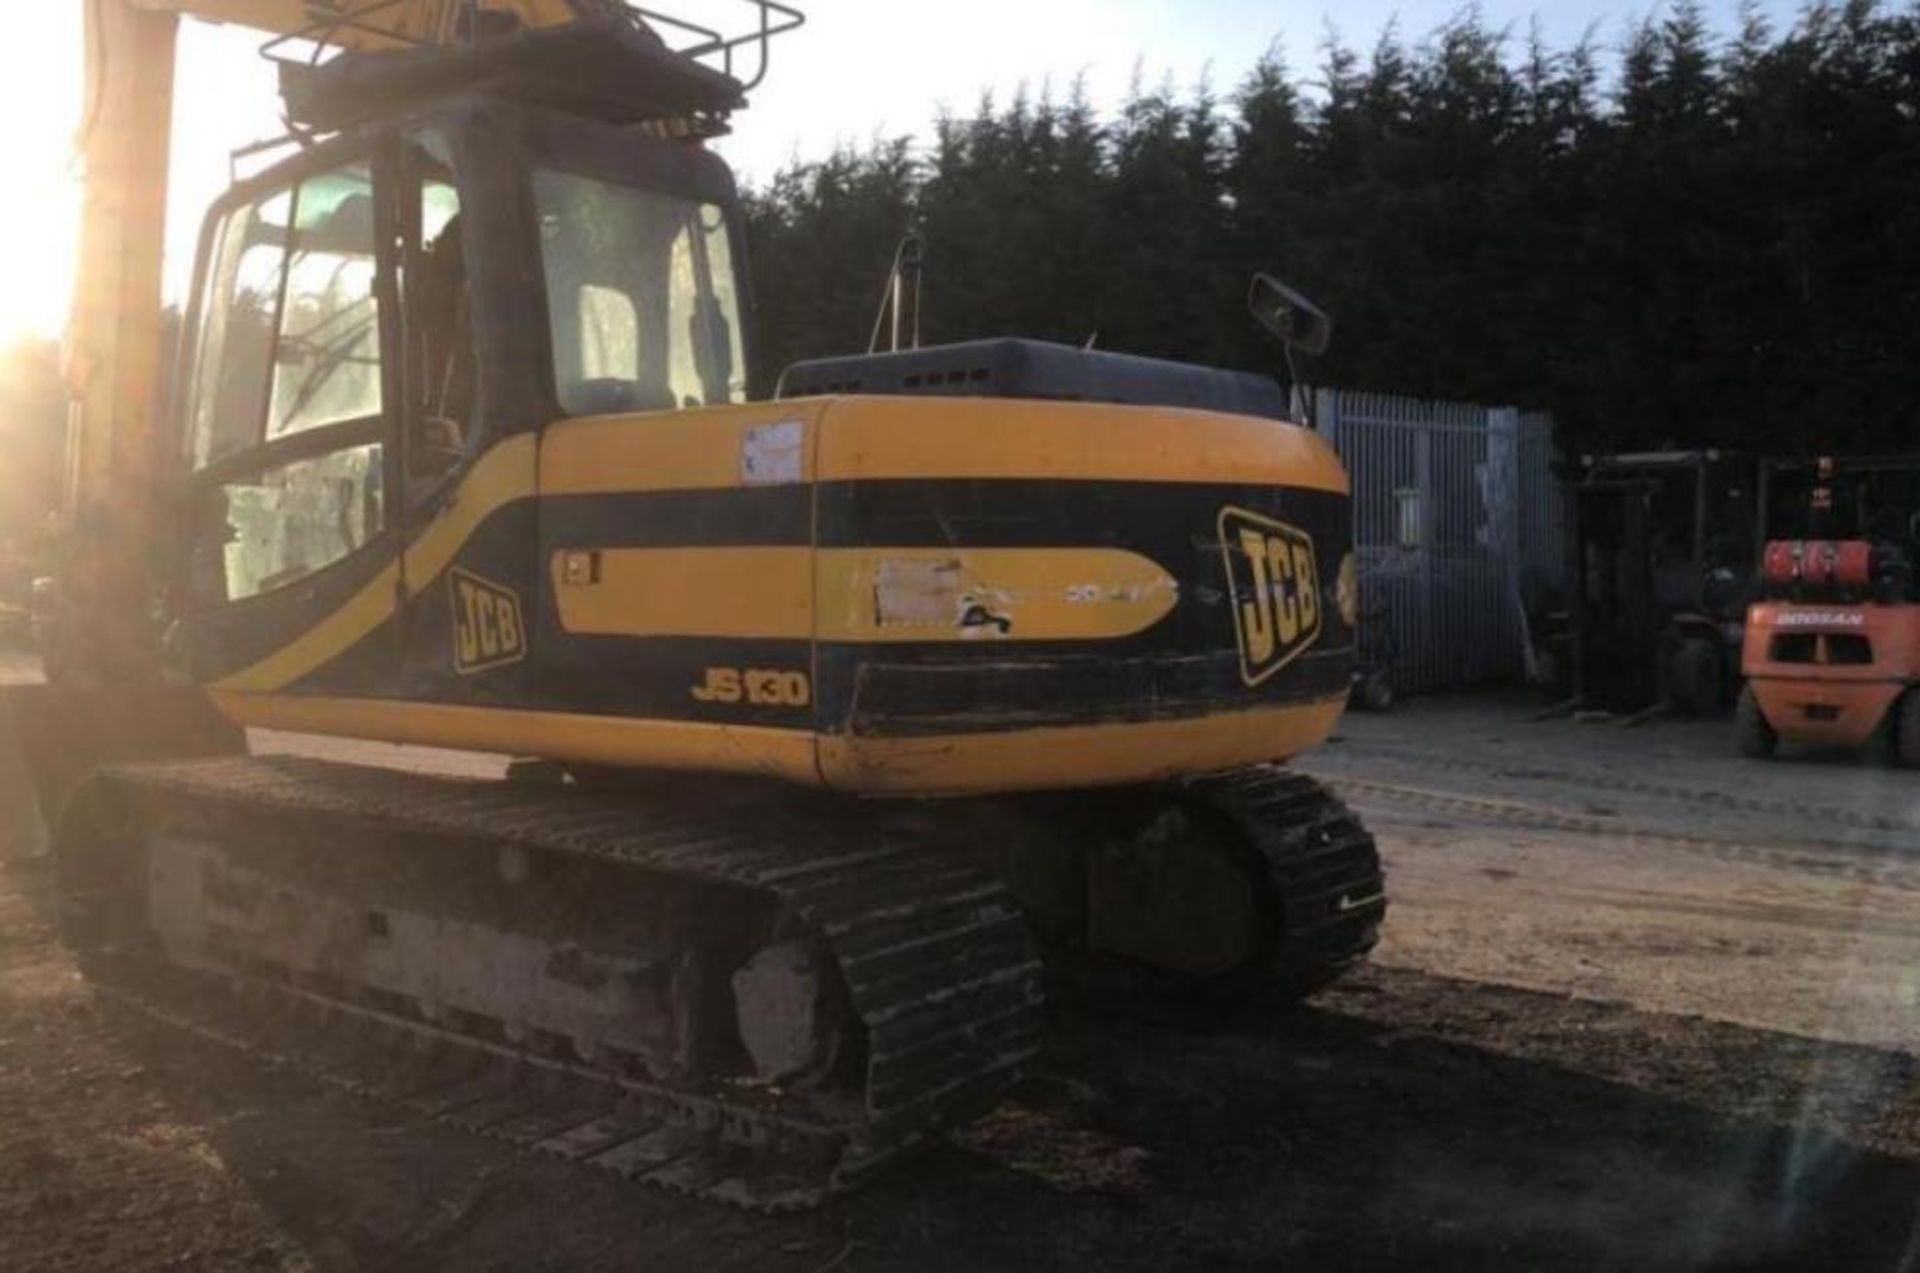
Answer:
1248 274 1332 357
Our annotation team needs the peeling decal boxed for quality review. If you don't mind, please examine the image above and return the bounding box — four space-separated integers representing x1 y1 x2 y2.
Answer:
873 558 963 627
741 420 805 486
958 603 1014 637
872 558 1017 638
849 549 1177 643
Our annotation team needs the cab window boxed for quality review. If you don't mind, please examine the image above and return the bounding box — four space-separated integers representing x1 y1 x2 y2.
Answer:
183 189 293 470
219 444 384 601
533 168 746 416
268 167 382 439
181 159 390 604
186 165 383 467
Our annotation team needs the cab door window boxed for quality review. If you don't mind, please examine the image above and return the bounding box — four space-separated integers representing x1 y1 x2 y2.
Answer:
181 160 391 604
220 443 384 601
267 167 383 439
184 189 293 470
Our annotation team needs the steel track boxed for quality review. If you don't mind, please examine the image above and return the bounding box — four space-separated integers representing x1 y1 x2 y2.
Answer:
63 755 1047 1211
1186 767 1387 990
90 959 868 1212
61 757 1384 1210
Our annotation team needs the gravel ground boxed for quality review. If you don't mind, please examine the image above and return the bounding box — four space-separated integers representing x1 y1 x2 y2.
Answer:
2 677 1917 1271
1298 696 1920 1053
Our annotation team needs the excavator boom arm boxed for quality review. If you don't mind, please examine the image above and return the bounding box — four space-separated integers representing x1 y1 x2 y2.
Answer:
67 0 177 542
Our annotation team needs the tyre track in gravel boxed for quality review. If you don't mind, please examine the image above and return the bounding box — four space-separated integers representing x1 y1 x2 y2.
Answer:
1321 740 1918 836
1315 774 1920 893
0 866 306 1273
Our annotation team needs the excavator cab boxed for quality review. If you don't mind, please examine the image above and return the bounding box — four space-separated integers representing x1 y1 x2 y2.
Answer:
10 7 778 838
170 19 754 688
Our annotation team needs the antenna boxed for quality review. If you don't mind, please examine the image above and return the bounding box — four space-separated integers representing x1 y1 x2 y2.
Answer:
868 234 926 355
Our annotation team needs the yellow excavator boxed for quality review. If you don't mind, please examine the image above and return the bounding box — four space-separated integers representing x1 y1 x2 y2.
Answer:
10 0 1385 1208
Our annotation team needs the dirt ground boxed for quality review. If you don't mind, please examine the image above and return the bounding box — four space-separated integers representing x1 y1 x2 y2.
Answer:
3 666 1918 1271
1301 698 1920 1053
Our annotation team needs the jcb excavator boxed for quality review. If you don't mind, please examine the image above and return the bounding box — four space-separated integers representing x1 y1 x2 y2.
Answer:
9 0 1385 1208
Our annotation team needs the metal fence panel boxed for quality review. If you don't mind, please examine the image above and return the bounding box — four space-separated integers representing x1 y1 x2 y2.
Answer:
1517 410 1564 605
1313 388 1562 694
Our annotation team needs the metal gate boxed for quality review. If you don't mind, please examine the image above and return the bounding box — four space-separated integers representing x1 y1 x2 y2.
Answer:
1313 389 1562 694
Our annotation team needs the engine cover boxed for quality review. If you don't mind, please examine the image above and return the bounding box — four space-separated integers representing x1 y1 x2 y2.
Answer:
778 339 1293 422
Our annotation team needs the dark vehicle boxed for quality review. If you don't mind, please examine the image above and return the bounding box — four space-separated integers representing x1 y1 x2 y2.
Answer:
1561 450 1758 714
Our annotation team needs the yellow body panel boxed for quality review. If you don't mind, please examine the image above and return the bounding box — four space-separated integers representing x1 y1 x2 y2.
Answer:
540 402 828 495
553 547 815 640
538 395 1350 495
549 545 1178 644
812 396 1351 492
213 690 1347 795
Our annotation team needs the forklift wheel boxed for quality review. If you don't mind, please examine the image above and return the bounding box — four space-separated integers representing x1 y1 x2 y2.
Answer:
1735 684 1776 759
1357 670 1395 714
1670 638 1723 716
1899 690 1920 769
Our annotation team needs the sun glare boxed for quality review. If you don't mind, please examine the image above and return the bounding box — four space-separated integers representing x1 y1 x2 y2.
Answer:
0 11 281 349
0 9 84 345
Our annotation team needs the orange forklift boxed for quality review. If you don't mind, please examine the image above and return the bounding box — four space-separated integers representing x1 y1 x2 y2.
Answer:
1737 455 1920 765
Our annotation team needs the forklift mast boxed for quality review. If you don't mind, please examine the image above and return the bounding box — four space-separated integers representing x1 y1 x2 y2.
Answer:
1561 450 1759 714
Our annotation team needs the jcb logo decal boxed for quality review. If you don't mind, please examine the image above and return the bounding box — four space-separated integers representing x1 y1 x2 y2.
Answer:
450 568 526 675
1219 507 1322 687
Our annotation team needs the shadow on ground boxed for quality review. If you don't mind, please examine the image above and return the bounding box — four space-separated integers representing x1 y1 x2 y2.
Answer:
104 965 1920 1273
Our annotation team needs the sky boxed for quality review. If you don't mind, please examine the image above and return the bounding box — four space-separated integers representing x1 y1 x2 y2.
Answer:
716 0 1798 179
0 0 1800 341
